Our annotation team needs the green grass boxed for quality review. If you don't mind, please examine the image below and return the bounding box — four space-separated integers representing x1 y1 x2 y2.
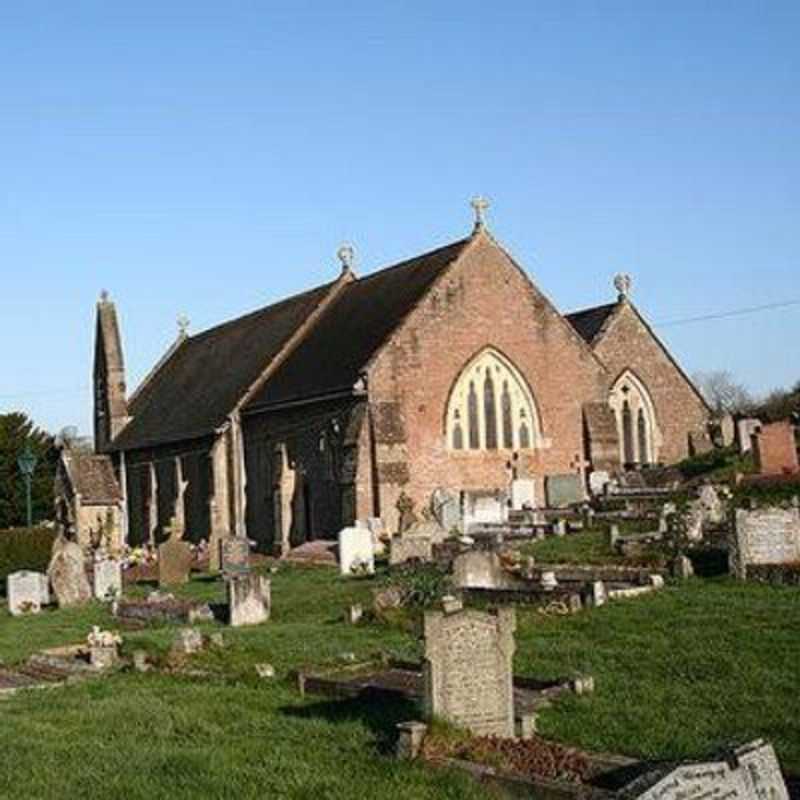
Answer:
519 528 663 566
0 564 798 799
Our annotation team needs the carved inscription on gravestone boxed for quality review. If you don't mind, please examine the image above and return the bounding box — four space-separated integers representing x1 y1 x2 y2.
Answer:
731 508 800 578
221 538 250 578
423 607 516 738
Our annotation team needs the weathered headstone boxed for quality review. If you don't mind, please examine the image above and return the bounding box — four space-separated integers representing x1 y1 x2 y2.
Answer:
93 558 122 602
338 527 375 575
423 606 516 737
699 484 725 525
719 414 735 447
389 535 433 566
452 550 509 590
7 571 48 616
588 470 610 496
586 580 606 607
730 506 800 579
737 418 762 454
463 491 505 530
48 536 91 608
396 492 418 534
431 487 460 532
158 520 193 588
554 519 568 537
228 574 271 627
545 474 583 508
510 479 536 511
622 739 788 800
221 537 250 578
753 421 799 475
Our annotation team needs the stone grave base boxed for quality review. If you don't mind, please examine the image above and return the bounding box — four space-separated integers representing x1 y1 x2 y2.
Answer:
114 598 214 626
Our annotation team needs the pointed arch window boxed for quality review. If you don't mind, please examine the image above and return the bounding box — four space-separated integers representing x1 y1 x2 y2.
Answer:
483 368 498 449
609 370 659 466
467 382 480 450
446 349 541 452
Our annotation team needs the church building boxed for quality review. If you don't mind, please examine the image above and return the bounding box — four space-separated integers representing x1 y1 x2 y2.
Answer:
91 202 710 553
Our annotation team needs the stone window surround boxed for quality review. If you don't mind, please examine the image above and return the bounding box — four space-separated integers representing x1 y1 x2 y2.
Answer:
446 348 542 453
608 369 661 465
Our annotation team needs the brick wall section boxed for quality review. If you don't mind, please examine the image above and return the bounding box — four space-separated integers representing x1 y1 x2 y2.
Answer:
753 421 799 475
592 302 709 465
360 233 608 530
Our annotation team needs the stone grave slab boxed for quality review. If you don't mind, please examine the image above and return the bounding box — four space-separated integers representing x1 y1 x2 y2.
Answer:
7 571 48 616
158 539 192 587
510 479 536 511
389 535 433 566
48 537 91 608
338 527 375 576
545 474 583 508
93 558 122 602
730 507 800 579
221 537 251 578
228 574 271 627
423 606 516 738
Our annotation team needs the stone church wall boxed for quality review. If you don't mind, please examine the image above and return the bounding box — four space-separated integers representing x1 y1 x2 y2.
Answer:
361 235 609 532
592 303 709 465
124 437 213 546
242 398 365 552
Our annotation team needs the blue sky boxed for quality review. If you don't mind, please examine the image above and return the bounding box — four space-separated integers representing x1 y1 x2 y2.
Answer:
1 1 798 435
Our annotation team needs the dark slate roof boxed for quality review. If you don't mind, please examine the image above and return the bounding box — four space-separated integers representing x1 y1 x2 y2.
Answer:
564 302 618 345
71 452 122 504
112 281 337 450
245 237 471 411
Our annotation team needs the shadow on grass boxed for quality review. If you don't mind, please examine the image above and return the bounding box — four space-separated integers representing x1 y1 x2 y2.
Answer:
280 691 420 756
689 548 729 577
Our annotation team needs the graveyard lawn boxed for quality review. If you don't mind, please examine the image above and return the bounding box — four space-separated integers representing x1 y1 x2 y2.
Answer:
0 567 798 799
519 527 665 566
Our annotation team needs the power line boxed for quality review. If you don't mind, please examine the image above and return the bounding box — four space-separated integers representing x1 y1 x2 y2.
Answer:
654 299 800 328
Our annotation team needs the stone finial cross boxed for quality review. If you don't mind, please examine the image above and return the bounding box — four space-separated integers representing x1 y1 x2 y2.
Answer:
99 289 110 303
177 314 190 338
613 272 632 300
337 243 355 272
470 196 490 231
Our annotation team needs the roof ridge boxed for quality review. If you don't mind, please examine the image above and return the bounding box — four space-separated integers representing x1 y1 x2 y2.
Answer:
351 236 471 286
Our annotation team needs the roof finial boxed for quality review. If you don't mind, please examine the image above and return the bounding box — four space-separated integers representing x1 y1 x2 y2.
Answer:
99 289 110 303
337 243 355 273
613 272 632 301
470 195 489 232
177 313 190 339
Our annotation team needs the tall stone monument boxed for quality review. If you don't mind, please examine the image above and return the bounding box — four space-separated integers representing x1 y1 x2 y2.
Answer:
423 606 516 738
48 534 92 608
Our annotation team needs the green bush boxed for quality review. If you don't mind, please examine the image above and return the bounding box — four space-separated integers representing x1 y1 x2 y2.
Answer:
0 527 57 594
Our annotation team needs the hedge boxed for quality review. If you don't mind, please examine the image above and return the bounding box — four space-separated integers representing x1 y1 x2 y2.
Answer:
0 527 57 595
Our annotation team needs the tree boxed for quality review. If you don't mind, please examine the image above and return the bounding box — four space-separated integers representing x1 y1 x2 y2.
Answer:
749 382 800 423
0 413 57 529
693 370 753 416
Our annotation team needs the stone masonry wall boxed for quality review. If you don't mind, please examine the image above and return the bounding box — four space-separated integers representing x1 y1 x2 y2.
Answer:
361 234 609 532
592 302 709 465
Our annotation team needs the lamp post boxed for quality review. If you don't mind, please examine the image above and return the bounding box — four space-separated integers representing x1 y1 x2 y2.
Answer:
17 444 38 530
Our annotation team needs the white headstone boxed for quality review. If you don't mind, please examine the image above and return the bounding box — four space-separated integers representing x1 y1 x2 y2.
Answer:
510 479 536 510
588 471 610 496
7 571 48 616
338 527 375 576
93 558 123 602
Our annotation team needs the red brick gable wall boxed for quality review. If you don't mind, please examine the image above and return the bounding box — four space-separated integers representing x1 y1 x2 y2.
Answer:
356 233 608 528
592 302 709 465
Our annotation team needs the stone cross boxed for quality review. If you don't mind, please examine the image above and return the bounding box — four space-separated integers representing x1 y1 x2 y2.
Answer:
337 243 354 272
471 196 489 230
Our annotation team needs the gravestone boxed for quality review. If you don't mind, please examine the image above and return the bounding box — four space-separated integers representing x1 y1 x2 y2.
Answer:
93 558 122 602
699 484 725 525
753 421 799 475
396 492 418 534
7 571 48 616
423 606 516 737
510 479 536 511
737 418 762 454
221 537 250 578
588 470 610 496
730 507 800 579
545 474 583 508
719 414 735 447
554 519 568 537
48 536 91 608
431 488 460 532
338 527 375 576
622 739 788 800
228 574 271 627
452 551 509 590
463 491 505 531
158 521 193 588
389 535 433 566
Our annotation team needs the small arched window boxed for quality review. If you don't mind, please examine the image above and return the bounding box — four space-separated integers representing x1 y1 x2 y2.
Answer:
637 408 649 465
622 400 635 466
446 349 541 452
